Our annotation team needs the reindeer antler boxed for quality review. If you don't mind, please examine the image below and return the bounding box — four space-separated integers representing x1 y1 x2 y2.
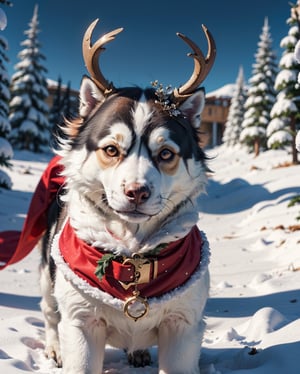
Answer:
82 19 123 95
173 24 216 103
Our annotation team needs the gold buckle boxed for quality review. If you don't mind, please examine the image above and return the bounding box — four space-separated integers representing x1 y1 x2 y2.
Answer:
121 254 157 322
119 254 158 290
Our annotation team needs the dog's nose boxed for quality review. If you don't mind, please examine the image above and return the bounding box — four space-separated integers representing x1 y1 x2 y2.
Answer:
125 183 151 205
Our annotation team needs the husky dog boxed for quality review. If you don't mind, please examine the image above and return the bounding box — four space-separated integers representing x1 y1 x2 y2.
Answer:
40 19 215 374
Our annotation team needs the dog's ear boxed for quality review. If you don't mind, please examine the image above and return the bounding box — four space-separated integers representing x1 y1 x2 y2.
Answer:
79 76 106 119
178 88 205 129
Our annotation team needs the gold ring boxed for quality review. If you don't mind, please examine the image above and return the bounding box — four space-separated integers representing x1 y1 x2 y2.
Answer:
124 295 149 322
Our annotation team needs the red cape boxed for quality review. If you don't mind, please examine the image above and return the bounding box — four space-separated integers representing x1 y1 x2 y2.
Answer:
0 155 64 270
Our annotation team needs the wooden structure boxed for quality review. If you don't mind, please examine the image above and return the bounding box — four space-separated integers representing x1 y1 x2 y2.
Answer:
200 95 231 148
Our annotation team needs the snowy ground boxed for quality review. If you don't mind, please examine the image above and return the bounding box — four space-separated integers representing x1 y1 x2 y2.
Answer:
0 146 300 373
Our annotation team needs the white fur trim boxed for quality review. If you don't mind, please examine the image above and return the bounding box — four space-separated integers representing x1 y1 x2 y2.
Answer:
51 227 210 312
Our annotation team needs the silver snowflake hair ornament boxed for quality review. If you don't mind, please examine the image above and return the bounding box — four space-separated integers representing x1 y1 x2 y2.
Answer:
151 80 182 117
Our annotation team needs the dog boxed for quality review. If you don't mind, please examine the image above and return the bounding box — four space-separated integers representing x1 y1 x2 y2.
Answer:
39 18 215 374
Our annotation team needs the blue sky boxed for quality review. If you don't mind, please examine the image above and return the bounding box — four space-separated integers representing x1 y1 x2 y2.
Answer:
2 0 293 94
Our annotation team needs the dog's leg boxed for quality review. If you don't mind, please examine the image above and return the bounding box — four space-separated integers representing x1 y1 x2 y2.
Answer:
39 200 63 366
158 315 205 374
55 271 106 374
58 314 107 374
40 264 62 367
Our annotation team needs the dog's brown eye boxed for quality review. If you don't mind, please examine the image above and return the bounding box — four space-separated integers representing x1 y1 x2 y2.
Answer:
103 145 119 157
158 148 175 162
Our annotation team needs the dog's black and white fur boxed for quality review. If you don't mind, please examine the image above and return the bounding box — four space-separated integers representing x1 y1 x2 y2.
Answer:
40 74 210 374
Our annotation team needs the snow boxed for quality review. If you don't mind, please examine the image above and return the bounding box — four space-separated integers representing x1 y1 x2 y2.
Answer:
266 118 286 137
14 58 34 71
243 107 256 119
27 108 39 122
0 8 7 31
0 138 13 188
274 69 297 89
0 169 12 188
8 111 24 123
294 40 300 65
296 130 300 151
267 131 293 148
241 117 255 128
280 52 296 68
19 120 39 135
22 74 35 84
46 79 69 91
0 81 11 101
0 115 11 133
294 41 300 122
259 116 268 125
9 94 31 109
206 84 236 98
288 25 299 37
240 126 265 140
257 82 268 91
249 73 264 84
270 97 297 117
0 147 300 373
0 137 13 159
280 35 297 49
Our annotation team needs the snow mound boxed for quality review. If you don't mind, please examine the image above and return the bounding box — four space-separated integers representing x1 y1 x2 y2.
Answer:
239 307 289 343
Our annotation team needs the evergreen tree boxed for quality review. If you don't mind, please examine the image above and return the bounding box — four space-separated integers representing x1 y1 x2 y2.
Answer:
62 81 72 120
0 0 12 189
49 78 79 149
295 38 300 151
240 18 277 157
61 81 78 120
222 66 247 147
9 4 50 153
266 2 300 164
48 76 63 130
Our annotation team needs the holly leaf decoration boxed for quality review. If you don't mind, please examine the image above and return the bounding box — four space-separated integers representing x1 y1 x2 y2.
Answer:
95 253 116 280
148 243 167 256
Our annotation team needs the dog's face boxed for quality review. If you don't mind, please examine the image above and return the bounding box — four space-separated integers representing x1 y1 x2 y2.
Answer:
62 77 207 225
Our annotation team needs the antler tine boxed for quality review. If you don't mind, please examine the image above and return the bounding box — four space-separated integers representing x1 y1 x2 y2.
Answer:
82 19 123 95
173 24 216 102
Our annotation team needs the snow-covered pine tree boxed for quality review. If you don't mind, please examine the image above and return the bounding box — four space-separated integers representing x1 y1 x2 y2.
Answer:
48 76 63 131
295 39 300 152
48 78 78 149
222 66 247 147
240 18 277 157
266 2 300 164
9 4 50 153
0 0 12 189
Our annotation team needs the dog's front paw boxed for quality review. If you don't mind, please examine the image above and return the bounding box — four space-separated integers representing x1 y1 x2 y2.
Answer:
127 349 151 367
45 344 62 368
